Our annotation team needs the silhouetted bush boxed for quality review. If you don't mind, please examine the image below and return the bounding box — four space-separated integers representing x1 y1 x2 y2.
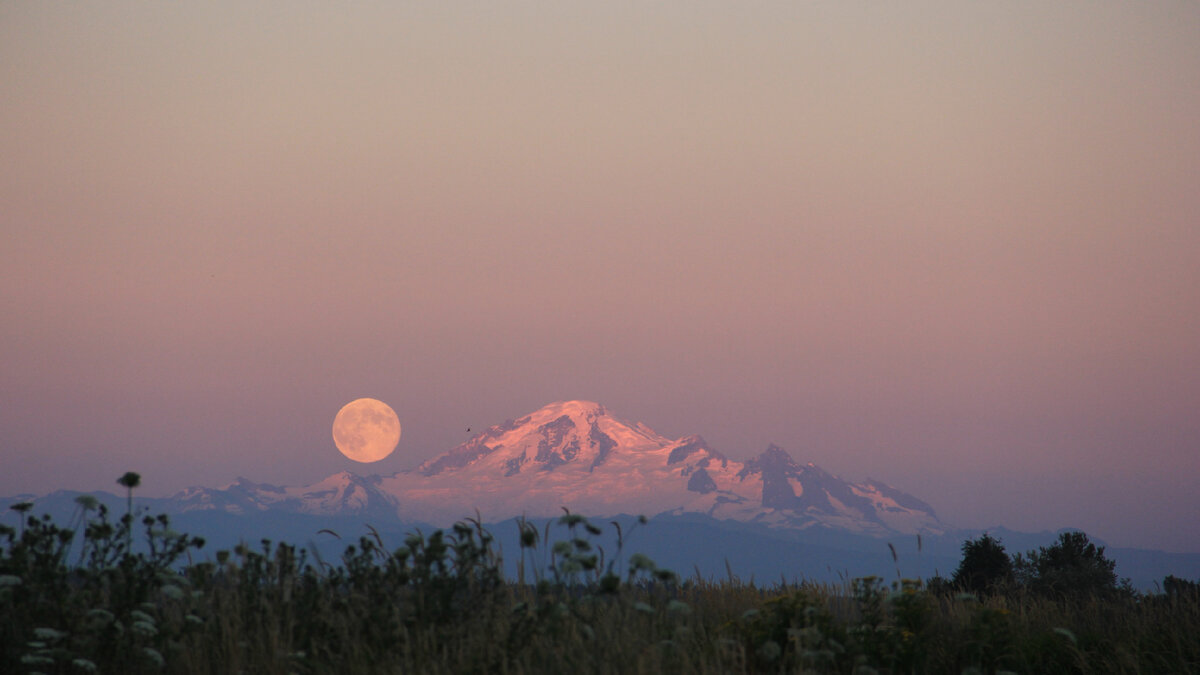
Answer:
1014 531 1122 599
1163 574 1200 601
951 533 1013 594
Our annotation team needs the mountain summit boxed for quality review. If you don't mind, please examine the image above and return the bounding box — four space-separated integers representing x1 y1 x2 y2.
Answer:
376 400 743 524
170 400 943 536
415 400 674 477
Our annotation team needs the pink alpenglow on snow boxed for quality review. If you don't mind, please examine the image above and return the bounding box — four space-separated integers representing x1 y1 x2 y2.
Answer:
171 401 943 536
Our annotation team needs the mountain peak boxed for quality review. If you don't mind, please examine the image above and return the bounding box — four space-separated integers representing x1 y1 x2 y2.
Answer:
536 399 606 417
745 444 801 474
416 399 669 478
666 434 712 463
378 401 942 535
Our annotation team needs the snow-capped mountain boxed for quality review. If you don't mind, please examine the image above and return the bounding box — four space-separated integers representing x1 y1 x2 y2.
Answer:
170 472 398 519
167 400 943 536
374 400 748 524
726 445 943 534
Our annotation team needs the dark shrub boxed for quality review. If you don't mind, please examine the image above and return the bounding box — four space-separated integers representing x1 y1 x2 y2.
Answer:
951 533 1013 594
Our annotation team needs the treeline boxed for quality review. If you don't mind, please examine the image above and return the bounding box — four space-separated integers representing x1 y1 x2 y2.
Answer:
2 474 1199 674
937 531 1129 599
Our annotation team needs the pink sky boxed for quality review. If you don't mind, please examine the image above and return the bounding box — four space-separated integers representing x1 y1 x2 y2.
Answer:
2 2 1198 552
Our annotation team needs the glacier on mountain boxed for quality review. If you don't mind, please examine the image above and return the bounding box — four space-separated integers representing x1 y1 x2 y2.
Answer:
168 400 943 536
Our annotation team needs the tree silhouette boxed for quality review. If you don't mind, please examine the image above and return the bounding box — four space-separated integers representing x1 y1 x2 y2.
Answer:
951 533 1013 594
1015 531 1119 598
1163 575 1199 601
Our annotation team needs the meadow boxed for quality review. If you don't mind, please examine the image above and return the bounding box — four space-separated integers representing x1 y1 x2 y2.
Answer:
2 480 1198 674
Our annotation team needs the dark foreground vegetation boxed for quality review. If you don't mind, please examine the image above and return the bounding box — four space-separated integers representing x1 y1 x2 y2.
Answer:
3 475 1199 674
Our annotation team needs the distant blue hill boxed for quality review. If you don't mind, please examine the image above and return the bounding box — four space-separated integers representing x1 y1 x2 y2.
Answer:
3 490 1196 591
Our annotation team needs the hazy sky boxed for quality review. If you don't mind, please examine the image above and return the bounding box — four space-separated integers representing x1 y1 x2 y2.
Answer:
3 2 1198 552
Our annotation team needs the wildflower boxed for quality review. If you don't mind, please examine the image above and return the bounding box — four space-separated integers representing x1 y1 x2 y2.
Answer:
519 527 538 548
132 621 158 638
629 553 656 572
559 513 585 527
141 647 165 668
151 528 182 541
33 627 67 642
86 609 115 626
1053 627 1077 645
756 640 782 662
634 601 655 614
667 600 691 616
158 570 190 586
73 658 99 673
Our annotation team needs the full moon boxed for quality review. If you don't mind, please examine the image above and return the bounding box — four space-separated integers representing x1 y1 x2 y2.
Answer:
332 398 401 463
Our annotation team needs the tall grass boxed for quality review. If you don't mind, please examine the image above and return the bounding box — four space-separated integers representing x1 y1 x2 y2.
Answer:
2 488 1198 674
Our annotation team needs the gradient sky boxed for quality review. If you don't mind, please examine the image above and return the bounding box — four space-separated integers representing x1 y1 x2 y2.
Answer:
3 2 1198 553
